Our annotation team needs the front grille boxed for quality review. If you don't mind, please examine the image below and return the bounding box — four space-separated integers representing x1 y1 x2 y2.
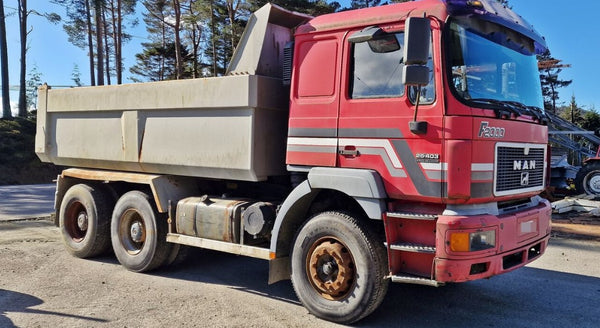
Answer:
495 144 545 195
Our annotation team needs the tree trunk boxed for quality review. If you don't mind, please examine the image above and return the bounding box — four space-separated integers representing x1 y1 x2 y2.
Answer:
85 0 96 86
17 0 28 117
226 0 236 53
116 0 122 84
172 0 182 79
94 0 105 85
0 0 12 119
210 0 217 77
102 7 111 85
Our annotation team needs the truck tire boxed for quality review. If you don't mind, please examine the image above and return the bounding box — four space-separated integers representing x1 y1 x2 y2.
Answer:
290 211 389 324
111 190 172 272
575 161 600 195
59 184 113 258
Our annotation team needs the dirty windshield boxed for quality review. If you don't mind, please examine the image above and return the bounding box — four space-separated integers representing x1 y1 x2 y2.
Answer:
447 18 544 116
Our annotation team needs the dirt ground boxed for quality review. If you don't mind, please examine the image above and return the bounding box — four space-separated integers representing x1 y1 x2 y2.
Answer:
551 212 600 241
1 213 599 327
0 219 341 328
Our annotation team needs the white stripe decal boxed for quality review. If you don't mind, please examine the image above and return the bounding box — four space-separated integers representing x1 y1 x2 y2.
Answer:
420 163 448 171
287 137 338 147
339 138 403 168
287 137 405 169
471 163 494 171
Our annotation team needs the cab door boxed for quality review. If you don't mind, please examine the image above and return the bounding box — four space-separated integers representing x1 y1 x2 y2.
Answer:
286 33 343 167
337 25 444 202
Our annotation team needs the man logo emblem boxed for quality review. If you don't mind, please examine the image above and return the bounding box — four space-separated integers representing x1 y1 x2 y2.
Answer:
521 172 530 186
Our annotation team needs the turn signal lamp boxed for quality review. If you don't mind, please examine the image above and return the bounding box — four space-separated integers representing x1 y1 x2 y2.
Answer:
467 1 484 8
450 230 496 252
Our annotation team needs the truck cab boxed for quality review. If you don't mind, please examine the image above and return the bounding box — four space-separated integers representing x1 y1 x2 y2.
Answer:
284 0 551 286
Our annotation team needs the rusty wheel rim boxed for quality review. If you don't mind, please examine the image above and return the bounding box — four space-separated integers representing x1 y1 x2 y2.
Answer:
306 237 355 300
118 209 146 255
64 200 87 242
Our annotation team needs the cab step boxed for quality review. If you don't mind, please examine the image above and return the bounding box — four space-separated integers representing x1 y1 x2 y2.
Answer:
386 212 438 220
390 274 443 287
386 242 436 254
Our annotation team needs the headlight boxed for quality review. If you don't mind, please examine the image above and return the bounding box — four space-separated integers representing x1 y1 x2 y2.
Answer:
450 230 496 252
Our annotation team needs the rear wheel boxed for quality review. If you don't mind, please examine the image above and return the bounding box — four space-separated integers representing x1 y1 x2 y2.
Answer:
575 161 600 195
59 184 113 258
290 211 389 324
111 190 172 272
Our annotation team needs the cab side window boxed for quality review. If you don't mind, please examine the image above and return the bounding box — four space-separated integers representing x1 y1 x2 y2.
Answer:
350 32 405 99
350 31 435 104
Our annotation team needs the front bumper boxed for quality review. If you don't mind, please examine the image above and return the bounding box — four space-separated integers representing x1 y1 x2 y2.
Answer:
434 198 552 283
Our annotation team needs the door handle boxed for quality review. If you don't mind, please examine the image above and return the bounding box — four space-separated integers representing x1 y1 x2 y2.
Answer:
339 145 359 157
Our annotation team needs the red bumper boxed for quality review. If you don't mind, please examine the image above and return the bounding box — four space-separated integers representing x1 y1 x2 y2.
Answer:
434 198 552 283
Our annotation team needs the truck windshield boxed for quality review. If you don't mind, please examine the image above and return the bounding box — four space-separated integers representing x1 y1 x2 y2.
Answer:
447 18 544 115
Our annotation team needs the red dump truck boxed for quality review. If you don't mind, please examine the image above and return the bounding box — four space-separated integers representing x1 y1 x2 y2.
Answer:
36 0 552 323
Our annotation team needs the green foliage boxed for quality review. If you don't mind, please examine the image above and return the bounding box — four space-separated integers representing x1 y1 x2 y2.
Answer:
582 110 600 133
72 64 83 86
0 118 60 185
130 42 196 81
350 0 382 9
26 65 43 111
558 95 584 128
132 0 341 81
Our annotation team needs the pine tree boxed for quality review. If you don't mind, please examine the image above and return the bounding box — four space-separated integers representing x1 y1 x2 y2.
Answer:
538 49 572 113
25 65 43 111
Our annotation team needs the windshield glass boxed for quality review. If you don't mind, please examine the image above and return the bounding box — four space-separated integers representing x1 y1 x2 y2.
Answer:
447 18 544 110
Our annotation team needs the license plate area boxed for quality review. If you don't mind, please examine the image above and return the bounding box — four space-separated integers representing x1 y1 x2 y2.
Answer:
518 215 538 242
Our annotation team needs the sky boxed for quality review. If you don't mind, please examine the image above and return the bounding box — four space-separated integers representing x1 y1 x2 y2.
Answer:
2 0 599 114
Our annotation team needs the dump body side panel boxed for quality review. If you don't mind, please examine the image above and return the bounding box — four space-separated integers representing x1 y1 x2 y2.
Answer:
36 75 288 181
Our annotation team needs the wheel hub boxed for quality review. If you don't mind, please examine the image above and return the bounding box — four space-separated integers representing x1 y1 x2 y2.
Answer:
76 211 88 231
307 239 355 300
130 221 145 243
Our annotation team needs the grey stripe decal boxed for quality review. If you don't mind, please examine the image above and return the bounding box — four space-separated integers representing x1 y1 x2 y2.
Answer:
424 170 447 180
356 147 407 178
338 128 403 138
289 128 403 139
471 182 493 198
471 171 493 181
287 145 337 154
288 128 337 137
391 139 442 198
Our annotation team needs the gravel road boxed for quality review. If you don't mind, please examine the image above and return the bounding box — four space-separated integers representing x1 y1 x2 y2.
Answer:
1 218 599 327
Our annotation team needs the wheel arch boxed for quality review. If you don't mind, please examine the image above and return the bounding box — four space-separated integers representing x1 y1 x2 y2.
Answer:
268 167 388 283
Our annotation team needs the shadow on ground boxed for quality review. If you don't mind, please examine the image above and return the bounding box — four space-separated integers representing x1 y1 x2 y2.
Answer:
0 289 107 327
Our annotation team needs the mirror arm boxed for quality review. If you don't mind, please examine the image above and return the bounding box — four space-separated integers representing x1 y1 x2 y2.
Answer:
409 85 428 134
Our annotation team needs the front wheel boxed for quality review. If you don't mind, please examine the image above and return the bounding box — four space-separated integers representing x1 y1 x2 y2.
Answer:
575 161 600 195
290 211 389 324
111 190 172 272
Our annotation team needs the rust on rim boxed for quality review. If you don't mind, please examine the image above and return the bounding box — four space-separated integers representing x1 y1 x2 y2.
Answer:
306 237 355 300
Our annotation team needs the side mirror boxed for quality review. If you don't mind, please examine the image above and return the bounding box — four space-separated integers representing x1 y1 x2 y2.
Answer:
402 17 431 86
404 17 431 66
402 17 431 135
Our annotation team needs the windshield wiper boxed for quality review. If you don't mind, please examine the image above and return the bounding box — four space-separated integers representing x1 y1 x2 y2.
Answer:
504 101 547 124
469 98 521 119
